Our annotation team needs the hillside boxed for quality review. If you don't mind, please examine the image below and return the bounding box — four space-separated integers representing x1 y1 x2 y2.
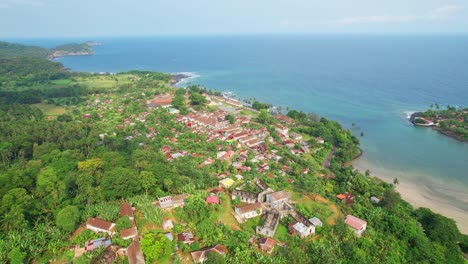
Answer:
0 41 49 58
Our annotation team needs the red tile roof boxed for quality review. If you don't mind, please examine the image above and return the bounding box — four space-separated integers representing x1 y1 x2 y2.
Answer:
206 196 220 204
120 226 138 239
191 245 228 263
120 202 134 219
345 215 367 230
86 218 114 232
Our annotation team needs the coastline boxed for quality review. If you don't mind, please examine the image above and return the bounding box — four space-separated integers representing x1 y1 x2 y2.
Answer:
409 112 467 143
52 49 468 235
353 160 468 234
170 72 200 87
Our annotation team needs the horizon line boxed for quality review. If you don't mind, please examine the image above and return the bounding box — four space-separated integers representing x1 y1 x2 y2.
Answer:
3 31 468 40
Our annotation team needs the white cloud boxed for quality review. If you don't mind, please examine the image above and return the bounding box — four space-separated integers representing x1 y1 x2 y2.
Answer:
328 5 463 25
331 15 417 25
429 5 463 20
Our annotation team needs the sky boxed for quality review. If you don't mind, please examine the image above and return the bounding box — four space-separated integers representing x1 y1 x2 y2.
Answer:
1 0 467 38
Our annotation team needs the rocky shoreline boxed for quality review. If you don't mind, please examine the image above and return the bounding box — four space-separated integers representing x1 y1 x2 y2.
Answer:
48 50 94 60
170 73 195 87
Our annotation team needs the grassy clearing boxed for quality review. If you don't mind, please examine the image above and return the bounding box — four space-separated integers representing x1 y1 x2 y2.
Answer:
51 79 75 86
239 109 259 118
218 196 241 231
75 75 134 89
241 217 261 234
273 224 289 241
293 193 337 225
32 103 69 116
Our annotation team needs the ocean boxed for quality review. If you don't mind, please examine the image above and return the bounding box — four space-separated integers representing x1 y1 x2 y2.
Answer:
14 35 468 221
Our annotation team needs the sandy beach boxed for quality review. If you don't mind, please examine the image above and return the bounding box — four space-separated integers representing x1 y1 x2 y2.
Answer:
353 160 468 235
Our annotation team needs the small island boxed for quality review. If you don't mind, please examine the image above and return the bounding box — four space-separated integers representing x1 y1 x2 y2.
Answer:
48 41 99 59
410 105 468 142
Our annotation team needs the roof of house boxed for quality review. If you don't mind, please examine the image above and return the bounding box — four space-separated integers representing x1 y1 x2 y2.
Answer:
258 237 275 252
206 196 220 204
336 194 346 200
292 222 308 234
148 95 173 108
219 178 235 188
235 202 262 215
309 217 323 227
120 202 134 219
178 232 195 243
345 215 367 230
120 226 138 239
86 218 114 231
164 233 174 241
191 245 228 263
127 241 145 264
275 115 293 124
268 190 290 202
232 189 258 200
163 219 173 229
172 193 189 204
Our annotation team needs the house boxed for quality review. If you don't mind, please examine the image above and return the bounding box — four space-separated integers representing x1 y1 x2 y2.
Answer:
120 202 134 221
289 132 303 141
156 194 189 209
265 191 290 209
315 137 325 144
163 219 174 230
206 196 220 205
191 245 228 263
168 108 180 114
254 178 270 191
309 217 323 227
127 241 145 264
336 192 355 205
219 178 235 189
370 196 381 204
256 211 280 237
234 202 263 220
345 215 367 237
86 218 115 235
120 226 138 240
231 189 258 204
178 232 195 245
274 124 289 136
289 221 315 238
164 233 174 241
275 115 293 125
147 94 173 108
258 237 275 254
85 238 111 251
246 139 264 148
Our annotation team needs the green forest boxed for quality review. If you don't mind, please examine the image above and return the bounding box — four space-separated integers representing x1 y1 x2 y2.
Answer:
0 41 467 263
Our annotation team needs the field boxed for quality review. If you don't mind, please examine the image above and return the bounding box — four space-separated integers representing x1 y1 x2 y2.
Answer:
75 74 135 89
32 103 69 116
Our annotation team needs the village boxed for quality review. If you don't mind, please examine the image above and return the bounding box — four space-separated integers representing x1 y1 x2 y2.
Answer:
68 86 370 263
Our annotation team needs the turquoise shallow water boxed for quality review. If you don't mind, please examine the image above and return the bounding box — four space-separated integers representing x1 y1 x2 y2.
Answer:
14 35 468 213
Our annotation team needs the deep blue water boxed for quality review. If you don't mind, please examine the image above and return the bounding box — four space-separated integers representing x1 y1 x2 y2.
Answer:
12 35 468 211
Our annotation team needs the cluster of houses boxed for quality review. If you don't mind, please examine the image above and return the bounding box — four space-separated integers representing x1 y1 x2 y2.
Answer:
154 193 231 263
175 109 268 151
79 202 145 264
231 178 321 242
